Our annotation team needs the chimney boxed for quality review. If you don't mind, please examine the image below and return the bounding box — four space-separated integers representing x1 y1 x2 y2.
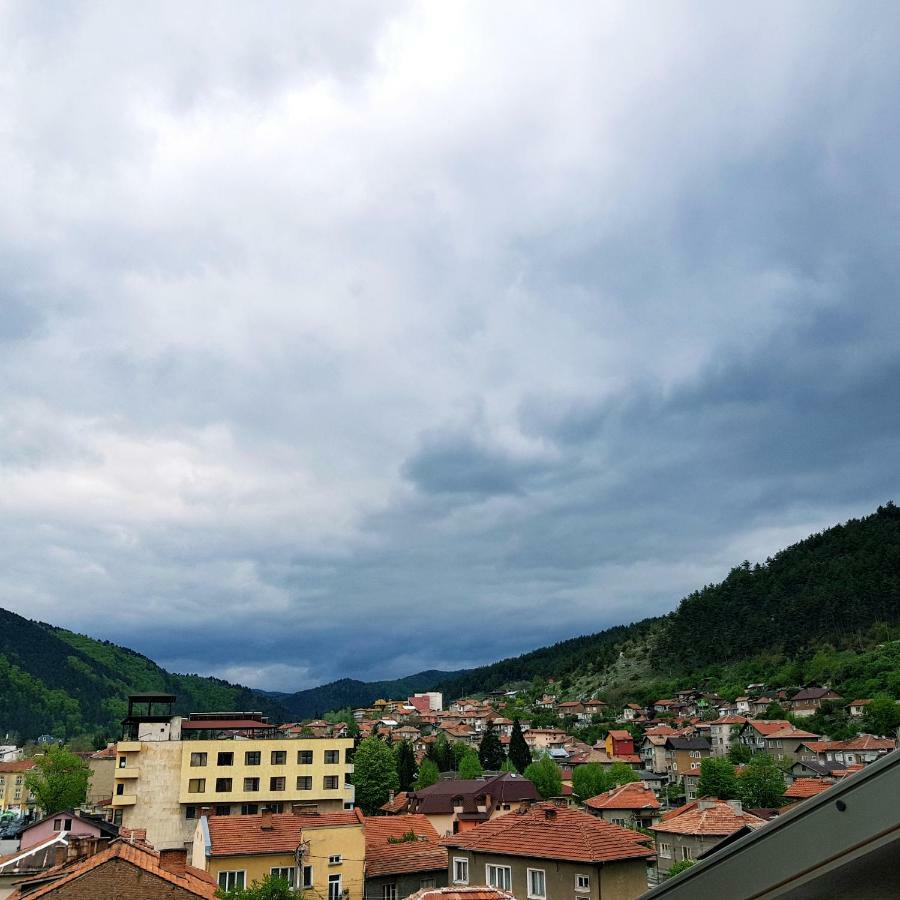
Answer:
159 848 188 876
54 844 68 868
699 799 717 810
543 807 557 820
199 806 213 819
727 800 743 814
260 809 274 831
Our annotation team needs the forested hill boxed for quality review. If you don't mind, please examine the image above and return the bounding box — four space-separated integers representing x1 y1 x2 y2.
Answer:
0 608 288 742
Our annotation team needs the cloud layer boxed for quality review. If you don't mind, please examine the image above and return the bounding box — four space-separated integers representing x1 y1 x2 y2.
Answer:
1 2 898 690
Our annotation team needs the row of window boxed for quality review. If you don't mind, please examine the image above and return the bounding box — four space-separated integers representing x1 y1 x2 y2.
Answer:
658 842 693 861
381 878 436 900
185 749 347 768
218 869 342 899
452 859 590 897
188 775 345 793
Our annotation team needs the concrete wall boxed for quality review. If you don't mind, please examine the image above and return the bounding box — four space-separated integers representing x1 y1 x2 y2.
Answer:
365 869 447 900
87 757 115 807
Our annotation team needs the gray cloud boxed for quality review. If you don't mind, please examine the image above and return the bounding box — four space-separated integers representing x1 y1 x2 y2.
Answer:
0 2 898 691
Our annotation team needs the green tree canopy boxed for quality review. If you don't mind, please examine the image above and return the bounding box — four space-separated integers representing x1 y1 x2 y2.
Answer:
25 746 90 815
415 758 440 790
727 743 753 765
427 734 455 772
217 874 298 899
394 741 416 792
571 763 607 802
523 757 563 799
607 762 640 789
458 750 484 779
478 726 506 771
697 757 738 800
508 718 532 774
737 755 785 808
667 859 696 877
862 697 900 736
353 736 399 814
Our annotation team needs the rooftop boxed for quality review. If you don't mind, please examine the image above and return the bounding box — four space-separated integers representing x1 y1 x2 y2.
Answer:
205 810 364 856
651 800 765 836
364 815 447 878
585 783 660 811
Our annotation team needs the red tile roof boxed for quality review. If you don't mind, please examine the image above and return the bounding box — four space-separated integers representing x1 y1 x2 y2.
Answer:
833 734 895 751
364 815 447 877
709 716 747 725
784 778 832 800
207 810 364 856
444 803 652 864
606 730 632 740
650 800 765 837
381 792 410 814
585 783 660 812
0 760 36 773
763 727 820 740
744 720 793 735
406 888 514 900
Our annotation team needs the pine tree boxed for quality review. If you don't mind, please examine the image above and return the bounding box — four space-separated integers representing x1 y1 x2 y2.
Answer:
415 758 440 789
478 725 506 771
394 741 416 792
508 718 532 774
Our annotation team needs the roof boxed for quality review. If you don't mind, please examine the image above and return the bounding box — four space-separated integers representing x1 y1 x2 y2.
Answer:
364 815 447 877
180 719 278 731
444 802 653 864
784 778 832 800
849 699 873 706
406 888 514 900
831 734 895 751
607 730 632 740
585 783 660 811
206 810 364 856
650 800 765 836
743 720 793 735
407 774 539 815
380 792 410 814
791 687 842 702
665 736 711 751
0 760 36 773
8 840 216 899
762 727 820 740
709 715 747 725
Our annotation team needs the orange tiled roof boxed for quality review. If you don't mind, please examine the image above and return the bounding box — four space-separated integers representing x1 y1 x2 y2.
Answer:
763 727 820 740
207 810 364 856
381 792 410 814
8 840 216 899
744 720 793 735
784 778 832 799
709 715 747 725
606 730 632 740
364 815 447 877
444 802 652 864
650 800 765 837
407 888 514 900
0 760 36 773
585 783 660 811
833 734 895 751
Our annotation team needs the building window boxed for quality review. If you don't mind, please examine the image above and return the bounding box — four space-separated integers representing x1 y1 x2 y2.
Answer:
116 783 125 796
218 871 245 891
244 778 260 792
185 806 196 819
302 865 314 888
345 748 354 764
682 846 693 861
215 805 232 816
611 817 627 827
217 752 234 766
53 819 62 831
271 750 287 765
64 818 72 830
245 751 261 766
453 858 469 885
264 802 284 813
575 874 590 892
188 778 206 794
190 752 207 767
324 750 339 764
271 867 296 886
420 878 436 890
329 855 342 865
297 776 313 790
298 750 313 765
382 885 397 900
324 776 339 790
328 874 342 900
240 804 259 815
215 778 233 792
486 865 512 891
270 777 286 792
527 868 546 899
659 842 672 859
118 757 127 768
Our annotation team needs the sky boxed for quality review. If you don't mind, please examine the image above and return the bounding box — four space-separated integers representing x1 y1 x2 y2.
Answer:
1 2 899 692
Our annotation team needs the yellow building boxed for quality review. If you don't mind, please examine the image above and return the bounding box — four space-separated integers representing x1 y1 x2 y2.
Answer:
191 808 365 898
0 761 36 813
111 694 355 850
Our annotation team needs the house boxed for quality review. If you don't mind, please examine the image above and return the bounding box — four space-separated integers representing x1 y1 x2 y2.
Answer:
605 731 635 758
783 778 834 803
557 702 588 722
407 887 513 900
639 735 670 775
788 759 846 782
822 734 896 766
535 695 557 710
788 687 843 718
734 697 751 715
364 814 448 900
620 704 642 723
649 799 765 877
8 839 217 899
756 726 820 764
444 802 653 900
748 697 775 717
404 773 540 836
662 737 710 779
681 766 702 801
19 810 118 851
583 783 660 830
523 728 569 750
191 807 365 896
738 719 793 753
848 699 873 718
707 716 746 758
653 700 675 715
582 699 607 718
0 760 36 813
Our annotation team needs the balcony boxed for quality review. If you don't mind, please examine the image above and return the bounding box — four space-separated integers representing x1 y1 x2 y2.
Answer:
111 794 136 807
117 742 141 753
116 767 140 779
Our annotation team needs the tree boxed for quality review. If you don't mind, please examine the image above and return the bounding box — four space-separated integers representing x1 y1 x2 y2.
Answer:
607 762 639 789
458 750 484 779
508 718 532 774
353 736 399 814
478 726 506 771
759 702 788 720
727 743 753 765
500 757 518 773
427 734 454 772
571 763 607 802
415 758 440 790
862 697 900 736
25 746 90 814
217 874 298 899
737 755 785 808
394 741 416 792
451 742 470 770
667 859 695 877
697 757 738 800
523 757 563 799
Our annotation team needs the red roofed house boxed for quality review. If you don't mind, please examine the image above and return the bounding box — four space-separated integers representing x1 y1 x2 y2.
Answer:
649 799 766 876
584 783 661 830
848 699 873 718
407 888 513 900
364 814 448 899
444 802 653 900
788 687 843 718
605 731 635 759
783 778 835 802
738 719 794 753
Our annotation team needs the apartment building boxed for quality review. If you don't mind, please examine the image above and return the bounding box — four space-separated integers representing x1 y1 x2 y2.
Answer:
111 694 355 850
0 760 36 813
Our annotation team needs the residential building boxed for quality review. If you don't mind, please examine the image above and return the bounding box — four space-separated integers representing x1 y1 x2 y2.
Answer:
557 702 586 721
19 811 118 851
782 778 834 803
649 799 765 877
582 700 607 718
756 726 820 764
523 728 569 751
412 693 443 712
363 814 448 900
0 747 21 763
406 888 512 900
738 720 793 753
404 774 540 837
639 736 669 775
86 745 117 811
604 731 635 758
848 699 872 718
662 737 710 779
583 783 660 830
0 760 36 813
788 687 843 718
707 716 746 758
191 808 365 896
111 694 355 850
444 802 653 900
802 734 897 767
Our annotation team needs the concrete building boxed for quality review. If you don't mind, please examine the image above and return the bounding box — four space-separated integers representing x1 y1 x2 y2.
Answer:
584 783 660 830
706 716 746 758
0 761 35 814
111 694 355 850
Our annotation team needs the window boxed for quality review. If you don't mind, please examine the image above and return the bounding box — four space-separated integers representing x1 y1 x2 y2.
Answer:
215 805 232 816
297 776 313 790
682 846 693 861
217 752 234 766
243 777 260 792
64 818 72 830
611 817 627 827
271 867 296 886
116 783 125 796
188 778 206 794
328 874 342 900
486 865 512 891
329 855 342 865
658 842 672 859
302 865 314 888
118 757 127 768
241 804 259 815
270 777 286 791
215 778 233 792
527 868 546 899
218 871 245 891
185 806 197 820
298 750 313 765
575 874 590 892
382 885 397 900
453 858 469 885
190 752 207 767
264 802 284 813
245 751 261 766
324 750 339 764
345 748 354 764
271 750 287 765
420 878 436 890
53 819 62 831
324 775 339 790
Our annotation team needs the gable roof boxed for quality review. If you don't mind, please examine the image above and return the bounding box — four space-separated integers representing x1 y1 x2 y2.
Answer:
381 792 410 814
0 760 36 773
743 720 793 736
444 802 653 864
664 736 711 751
364 815 447 877
791 687 842 702
784 779 833 800
585 783 660 812
650 800 765 837
407 774 539 815
406 889 514 900
206 810 364 856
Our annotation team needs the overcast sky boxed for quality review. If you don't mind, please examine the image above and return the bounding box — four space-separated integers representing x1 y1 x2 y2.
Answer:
1 2 898 692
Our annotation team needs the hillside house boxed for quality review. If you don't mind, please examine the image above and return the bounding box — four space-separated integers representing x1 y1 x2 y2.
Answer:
662 737 710 779
584 783 661 830
848 700 873 717
788 687 843 718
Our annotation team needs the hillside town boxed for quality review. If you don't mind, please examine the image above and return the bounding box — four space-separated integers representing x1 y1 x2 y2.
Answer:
0 682 896 898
